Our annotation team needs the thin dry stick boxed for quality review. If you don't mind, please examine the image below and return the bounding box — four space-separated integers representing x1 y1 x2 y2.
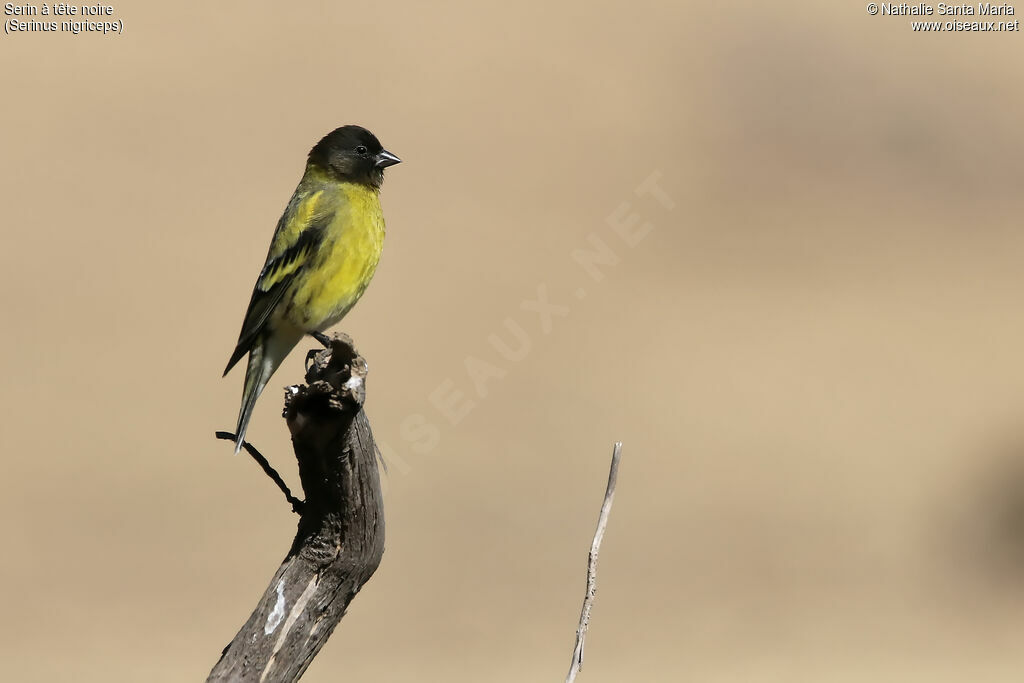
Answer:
214 431 305 514
566 441 622 683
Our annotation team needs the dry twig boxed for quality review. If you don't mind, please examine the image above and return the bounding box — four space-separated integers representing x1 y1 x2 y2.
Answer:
565 442 623 683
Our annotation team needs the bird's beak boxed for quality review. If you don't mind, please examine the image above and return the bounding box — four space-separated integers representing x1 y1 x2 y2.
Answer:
374 150 401 168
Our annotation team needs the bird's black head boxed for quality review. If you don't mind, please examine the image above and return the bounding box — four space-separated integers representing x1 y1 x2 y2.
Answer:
307 125 401 188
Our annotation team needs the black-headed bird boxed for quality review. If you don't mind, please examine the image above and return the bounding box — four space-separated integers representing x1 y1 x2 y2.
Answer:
223 125 400 453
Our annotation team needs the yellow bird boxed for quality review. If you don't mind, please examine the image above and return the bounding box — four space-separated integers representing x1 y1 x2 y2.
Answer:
223 125 401 453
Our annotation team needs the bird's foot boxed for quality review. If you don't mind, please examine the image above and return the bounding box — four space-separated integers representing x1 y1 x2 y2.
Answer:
306 332 333 371
310 331 331 348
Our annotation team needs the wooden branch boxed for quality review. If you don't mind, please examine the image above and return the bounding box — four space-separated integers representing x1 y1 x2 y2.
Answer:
565 442 622 683
208 334 385 683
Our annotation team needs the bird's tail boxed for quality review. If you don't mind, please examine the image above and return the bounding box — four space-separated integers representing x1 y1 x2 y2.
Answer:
233 329 302 454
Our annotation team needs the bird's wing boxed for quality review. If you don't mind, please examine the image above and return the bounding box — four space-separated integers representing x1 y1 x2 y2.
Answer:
223 189 332 375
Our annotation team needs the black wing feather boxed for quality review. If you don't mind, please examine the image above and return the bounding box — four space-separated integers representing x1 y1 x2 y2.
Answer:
223 217 328 376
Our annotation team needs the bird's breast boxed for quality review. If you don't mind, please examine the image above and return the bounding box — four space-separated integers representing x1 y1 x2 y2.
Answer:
287 182 386 330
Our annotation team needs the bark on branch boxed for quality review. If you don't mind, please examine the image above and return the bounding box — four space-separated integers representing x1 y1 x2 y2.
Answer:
208 334 385 683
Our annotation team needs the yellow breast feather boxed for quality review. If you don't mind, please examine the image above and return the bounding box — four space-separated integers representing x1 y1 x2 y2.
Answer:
284 182 386 330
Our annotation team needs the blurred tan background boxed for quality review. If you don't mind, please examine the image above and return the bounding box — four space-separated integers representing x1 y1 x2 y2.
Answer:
3 1 1024 680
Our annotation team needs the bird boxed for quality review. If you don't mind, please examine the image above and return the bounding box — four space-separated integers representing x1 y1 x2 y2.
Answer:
223 125 401 453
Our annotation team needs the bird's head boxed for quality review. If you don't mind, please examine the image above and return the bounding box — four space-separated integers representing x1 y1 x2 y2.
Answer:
308 125 401 188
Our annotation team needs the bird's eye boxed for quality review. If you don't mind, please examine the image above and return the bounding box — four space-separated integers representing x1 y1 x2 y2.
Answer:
355 146 368 155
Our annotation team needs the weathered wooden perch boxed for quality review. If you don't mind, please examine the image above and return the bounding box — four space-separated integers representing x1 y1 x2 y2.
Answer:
208 334 385 683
